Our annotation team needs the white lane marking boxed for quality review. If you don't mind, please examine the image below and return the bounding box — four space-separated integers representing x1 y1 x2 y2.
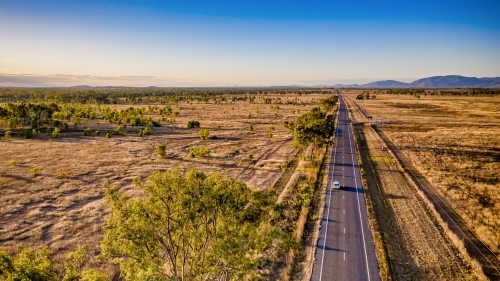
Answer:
344 209 345 214
344 228 345 233
318 103 340 281
347 113 372 281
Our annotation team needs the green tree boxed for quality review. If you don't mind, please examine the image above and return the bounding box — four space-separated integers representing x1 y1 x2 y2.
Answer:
285 107 334 155
199 128 209 140
100 168 286 280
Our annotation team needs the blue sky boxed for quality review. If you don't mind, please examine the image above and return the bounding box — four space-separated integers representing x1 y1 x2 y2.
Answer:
0 0 499 86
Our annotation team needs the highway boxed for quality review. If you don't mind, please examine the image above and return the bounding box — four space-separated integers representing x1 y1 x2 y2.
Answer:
311 95 380 281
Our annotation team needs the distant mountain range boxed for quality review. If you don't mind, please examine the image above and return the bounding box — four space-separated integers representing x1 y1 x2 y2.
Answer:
333 75 500 88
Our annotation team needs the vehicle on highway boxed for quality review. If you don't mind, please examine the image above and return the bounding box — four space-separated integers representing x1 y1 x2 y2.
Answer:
333 181 341 189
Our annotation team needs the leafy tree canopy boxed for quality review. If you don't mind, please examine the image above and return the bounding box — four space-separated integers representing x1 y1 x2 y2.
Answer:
285 107 334 150
101 168 289 280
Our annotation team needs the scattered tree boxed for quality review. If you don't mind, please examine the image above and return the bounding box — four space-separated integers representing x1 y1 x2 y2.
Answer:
155 144 167 159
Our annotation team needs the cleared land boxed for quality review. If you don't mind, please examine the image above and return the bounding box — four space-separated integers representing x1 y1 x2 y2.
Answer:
344 89 500 279
0 91 332 278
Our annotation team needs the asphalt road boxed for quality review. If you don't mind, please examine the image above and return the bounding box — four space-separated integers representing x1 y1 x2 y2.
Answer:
311 95 380 281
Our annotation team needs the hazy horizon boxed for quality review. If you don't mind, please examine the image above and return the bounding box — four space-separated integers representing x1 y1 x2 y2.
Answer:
1 0 499 87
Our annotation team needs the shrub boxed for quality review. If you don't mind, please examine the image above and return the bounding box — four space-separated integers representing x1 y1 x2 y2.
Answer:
4 131 11 138
19 128 34 139
58 171 68 179
267 132 273 138
156 144 167 159
199 128 209 140
114 125 126 135
248 154 253 160
83 127 92 136
138 127 151 137
105 132 111 139
52 127 61 138
30 167 38 175
9 160 17 166
95 130 100 135
249 125 254 131
187 120 201 128
189 147 211 158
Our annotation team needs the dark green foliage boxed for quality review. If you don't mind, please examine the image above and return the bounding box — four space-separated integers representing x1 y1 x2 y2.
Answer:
186 120 200 128
285 107 334 150
18 128 35 139
356 94 364 100
320 95 339 110
0 102 59 129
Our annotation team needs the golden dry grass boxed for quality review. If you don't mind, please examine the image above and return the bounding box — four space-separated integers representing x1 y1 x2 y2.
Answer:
0 92 332 278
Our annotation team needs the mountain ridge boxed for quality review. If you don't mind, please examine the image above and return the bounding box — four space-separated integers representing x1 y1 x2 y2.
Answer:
333 75 500 88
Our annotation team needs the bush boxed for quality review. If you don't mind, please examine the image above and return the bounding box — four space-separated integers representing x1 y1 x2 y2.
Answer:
95 130 100 135
9 160 17 166
267 132 273 138
30 167 38 175
105 132 111 139
187 120 200 128
199 128 209 140
52 127 61 138
114 125 126 135
249 125 253 131
189 147 211 158
19 128 34 139
4 131 11 138
156 144 167 159
247 154 253 160
83 127 92 136
58 171 68 179
356 94 364 100
138 127 151 137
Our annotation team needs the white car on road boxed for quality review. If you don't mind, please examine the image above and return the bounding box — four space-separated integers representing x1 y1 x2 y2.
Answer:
333 181 341 189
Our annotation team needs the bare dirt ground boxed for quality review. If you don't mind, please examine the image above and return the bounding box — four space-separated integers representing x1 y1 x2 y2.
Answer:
343 90 500 276
0 93 331 277
344 94 477 280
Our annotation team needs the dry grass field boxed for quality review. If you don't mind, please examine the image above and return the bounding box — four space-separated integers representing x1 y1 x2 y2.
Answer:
343 89 500 264
0 91 332 277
